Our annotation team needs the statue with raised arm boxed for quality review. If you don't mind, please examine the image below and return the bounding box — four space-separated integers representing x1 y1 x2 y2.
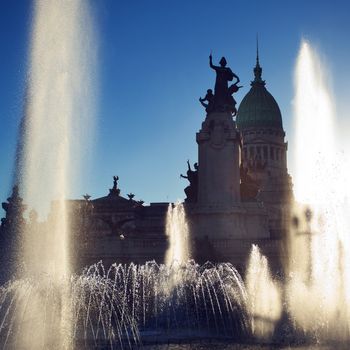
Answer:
180 160 198 202
199 53 241 114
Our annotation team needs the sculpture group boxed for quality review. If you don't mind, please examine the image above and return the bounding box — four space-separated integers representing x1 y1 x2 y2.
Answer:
182 55 242 203
199 54 242 115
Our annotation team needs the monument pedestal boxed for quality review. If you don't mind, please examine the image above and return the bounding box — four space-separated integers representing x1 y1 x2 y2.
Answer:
196 112 241 206
188 201 270 265
188 111 270 264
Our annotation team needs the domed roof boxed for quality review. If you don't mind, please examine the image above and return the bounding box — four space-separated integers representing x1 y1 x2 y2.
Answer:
237 56 283 130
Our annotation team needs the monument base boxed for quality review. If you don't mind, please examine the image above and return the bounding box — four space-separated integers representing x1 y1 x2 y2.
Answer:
186 202 276 271
197 111 241 206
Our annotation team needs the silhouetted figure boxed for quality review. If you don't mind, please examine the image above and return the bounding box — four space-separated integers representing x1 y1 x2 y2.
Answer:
0 185 27 282
83 193 91 201
209 54 240 112
113 176 119 189
109 176 121 196
181 161 198 203
228 82 243 115
1 185 26 230
127 193 135 201
199 89 214 113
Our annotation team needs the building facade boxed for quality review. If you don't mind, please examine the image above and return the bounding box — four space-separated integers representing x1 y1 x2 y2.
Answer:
1 52 293 274
237 53 293 241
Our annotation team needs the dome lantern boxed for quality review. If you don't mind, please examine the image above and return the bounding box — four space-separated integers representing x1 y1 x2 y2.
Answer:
237 47 283 130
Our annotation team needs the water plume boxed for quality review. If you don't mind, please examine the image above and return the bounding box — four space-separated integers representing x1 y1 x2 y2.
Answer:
245 245 281 339
165 202 189 266
14 0 96 348
288 39 350 340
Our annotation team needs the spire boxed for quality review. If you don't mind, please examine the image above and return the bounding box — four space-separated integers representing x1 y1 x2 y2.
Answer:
252 35 265 86
256 34 260 66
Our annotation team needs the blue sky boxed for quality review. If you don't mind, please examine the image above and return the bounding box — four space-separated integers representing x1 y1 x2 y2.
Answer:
1 0 350 212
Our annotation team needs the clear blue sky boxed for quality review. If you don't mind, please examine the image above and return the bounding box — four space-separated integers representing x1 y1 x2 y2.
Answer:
1 0 350 212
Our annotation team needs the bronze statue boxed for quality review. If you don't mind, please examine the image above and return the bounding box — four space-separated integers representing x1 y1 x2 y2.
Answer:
127 193 135 201
113 176 119 190
199 89 214 113
180 160 198 202
109 176 121 196
209 55 238 99
228 82 243 116
199 54 241 114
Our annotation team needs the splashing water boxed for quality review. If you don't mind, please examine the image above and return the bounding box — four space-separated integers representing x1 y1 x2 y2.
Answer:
245 245 282 339
165 202 190 266
5 8 350 346
14 1 96 348
287 40 350 340
0 261 249 348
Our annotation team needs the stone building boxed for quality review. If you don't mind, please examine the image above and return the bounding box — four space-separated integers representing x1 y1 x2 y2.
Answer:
1 51 293 273
187 52 293 271
66 180 169 269
237 52 293 241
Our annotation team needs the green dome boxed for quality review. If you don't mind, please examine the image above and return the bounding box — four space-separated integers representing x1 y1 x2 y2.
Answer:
236 59 283 130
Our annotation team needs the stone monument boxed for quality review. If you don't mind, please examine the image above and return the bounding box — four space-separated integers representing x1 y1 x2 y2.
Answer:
188 54 269 267
197 55 242 206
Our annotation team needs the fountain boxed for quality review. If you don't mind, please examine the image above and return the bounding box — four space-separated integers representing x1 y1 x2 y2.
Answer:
165 202 190 266
5 0 96 348
0 0 349 347
245 245 281 340
0 261 249 348
240 40 350 345
1 2 249 347
286 40 350 341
